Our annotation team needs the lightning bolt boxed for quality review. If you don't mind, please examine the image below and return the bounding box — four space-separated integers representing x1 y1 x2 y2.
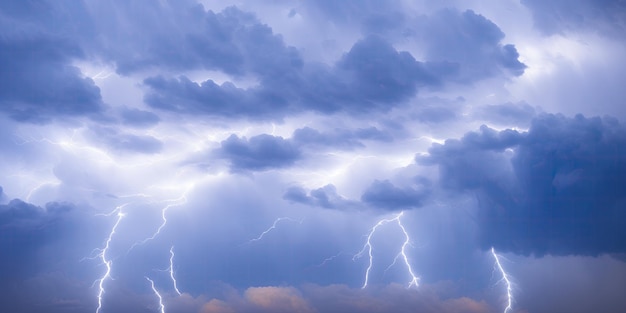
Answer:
247 217 304 243
168 246 182 295
353 211 419 289
145 277 166 313
129 194 188 251
95 204 128 313
314 251 346 267
491 247 513 313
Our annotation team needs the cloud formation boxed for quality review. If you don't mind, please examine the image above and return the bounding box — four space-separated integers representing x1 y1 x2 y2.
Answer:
421 114 626 256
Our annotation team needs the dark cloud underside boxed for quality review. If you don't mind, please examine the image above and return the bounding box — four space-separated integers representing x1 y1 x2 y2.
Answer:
421 114 626 256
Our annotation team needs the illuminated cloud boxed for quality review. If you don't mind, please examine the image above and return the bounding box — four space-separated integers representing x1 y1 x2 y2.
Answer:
1 0 625 312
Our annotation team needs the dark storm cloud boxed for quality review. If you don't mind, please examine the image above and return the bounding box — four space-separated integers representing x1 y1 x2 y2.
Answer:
334 35 437 105
143 75 290 120
416 9 526 81
88 2 303 77
0 36 103 123
216 126 392 172
522 0 626 37
0 199 79 285
361 179 430 211
217 134 301 171
313 4 527 83
0 1 103 123
420 114 626 256
144 35 438 119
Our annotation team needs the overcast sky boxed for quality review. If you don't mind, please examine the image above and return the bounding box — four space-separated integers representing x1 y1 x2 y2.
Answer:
1 1 626 312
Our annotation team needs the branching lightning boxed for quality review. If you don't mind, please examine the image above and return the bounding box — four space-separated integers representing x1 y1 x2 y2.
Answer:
95 205 127 313
129 193 188 251
491 247 513 313
168 246 182 295
353 211 419 289
247 217 304 243
146 277 166 313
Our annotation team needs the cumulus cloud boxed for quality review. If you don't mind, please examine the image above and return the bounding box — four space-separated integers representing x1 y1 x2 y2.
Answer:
415 9 526 81
143 35 438 119
421 114 626 256
217 134 301 171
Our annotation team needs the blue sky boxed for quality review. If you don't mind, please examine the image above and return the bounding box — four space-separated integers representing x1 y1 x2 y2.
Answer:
1 1 626 312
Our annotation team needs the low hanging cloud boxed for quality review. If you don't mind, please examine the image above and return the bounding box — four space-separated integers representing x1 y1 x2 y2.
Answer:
420 114 626 256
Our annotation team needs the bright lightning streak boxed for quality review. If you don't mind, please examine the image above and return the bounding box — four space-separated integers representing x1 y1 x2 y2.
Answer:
168 246 182 295
247 217 303 243
129 194 188 251
146 277 166 313
353 211 419 289
95 205 127 313
491 247 513 313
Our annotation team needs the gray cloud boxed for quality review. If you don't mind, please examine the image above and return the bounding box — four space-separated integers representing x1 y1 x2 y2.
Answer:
421 114 626 256
361 179 430 211
416 9 526 82
217 134 301 171
0 36 103 123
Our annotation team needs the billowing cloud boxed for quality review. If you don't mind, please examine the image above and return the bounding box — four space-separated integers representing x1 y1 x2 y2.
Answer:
217 134 301 171
416 9 526 81
421 114 626 256
0 0 624 312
